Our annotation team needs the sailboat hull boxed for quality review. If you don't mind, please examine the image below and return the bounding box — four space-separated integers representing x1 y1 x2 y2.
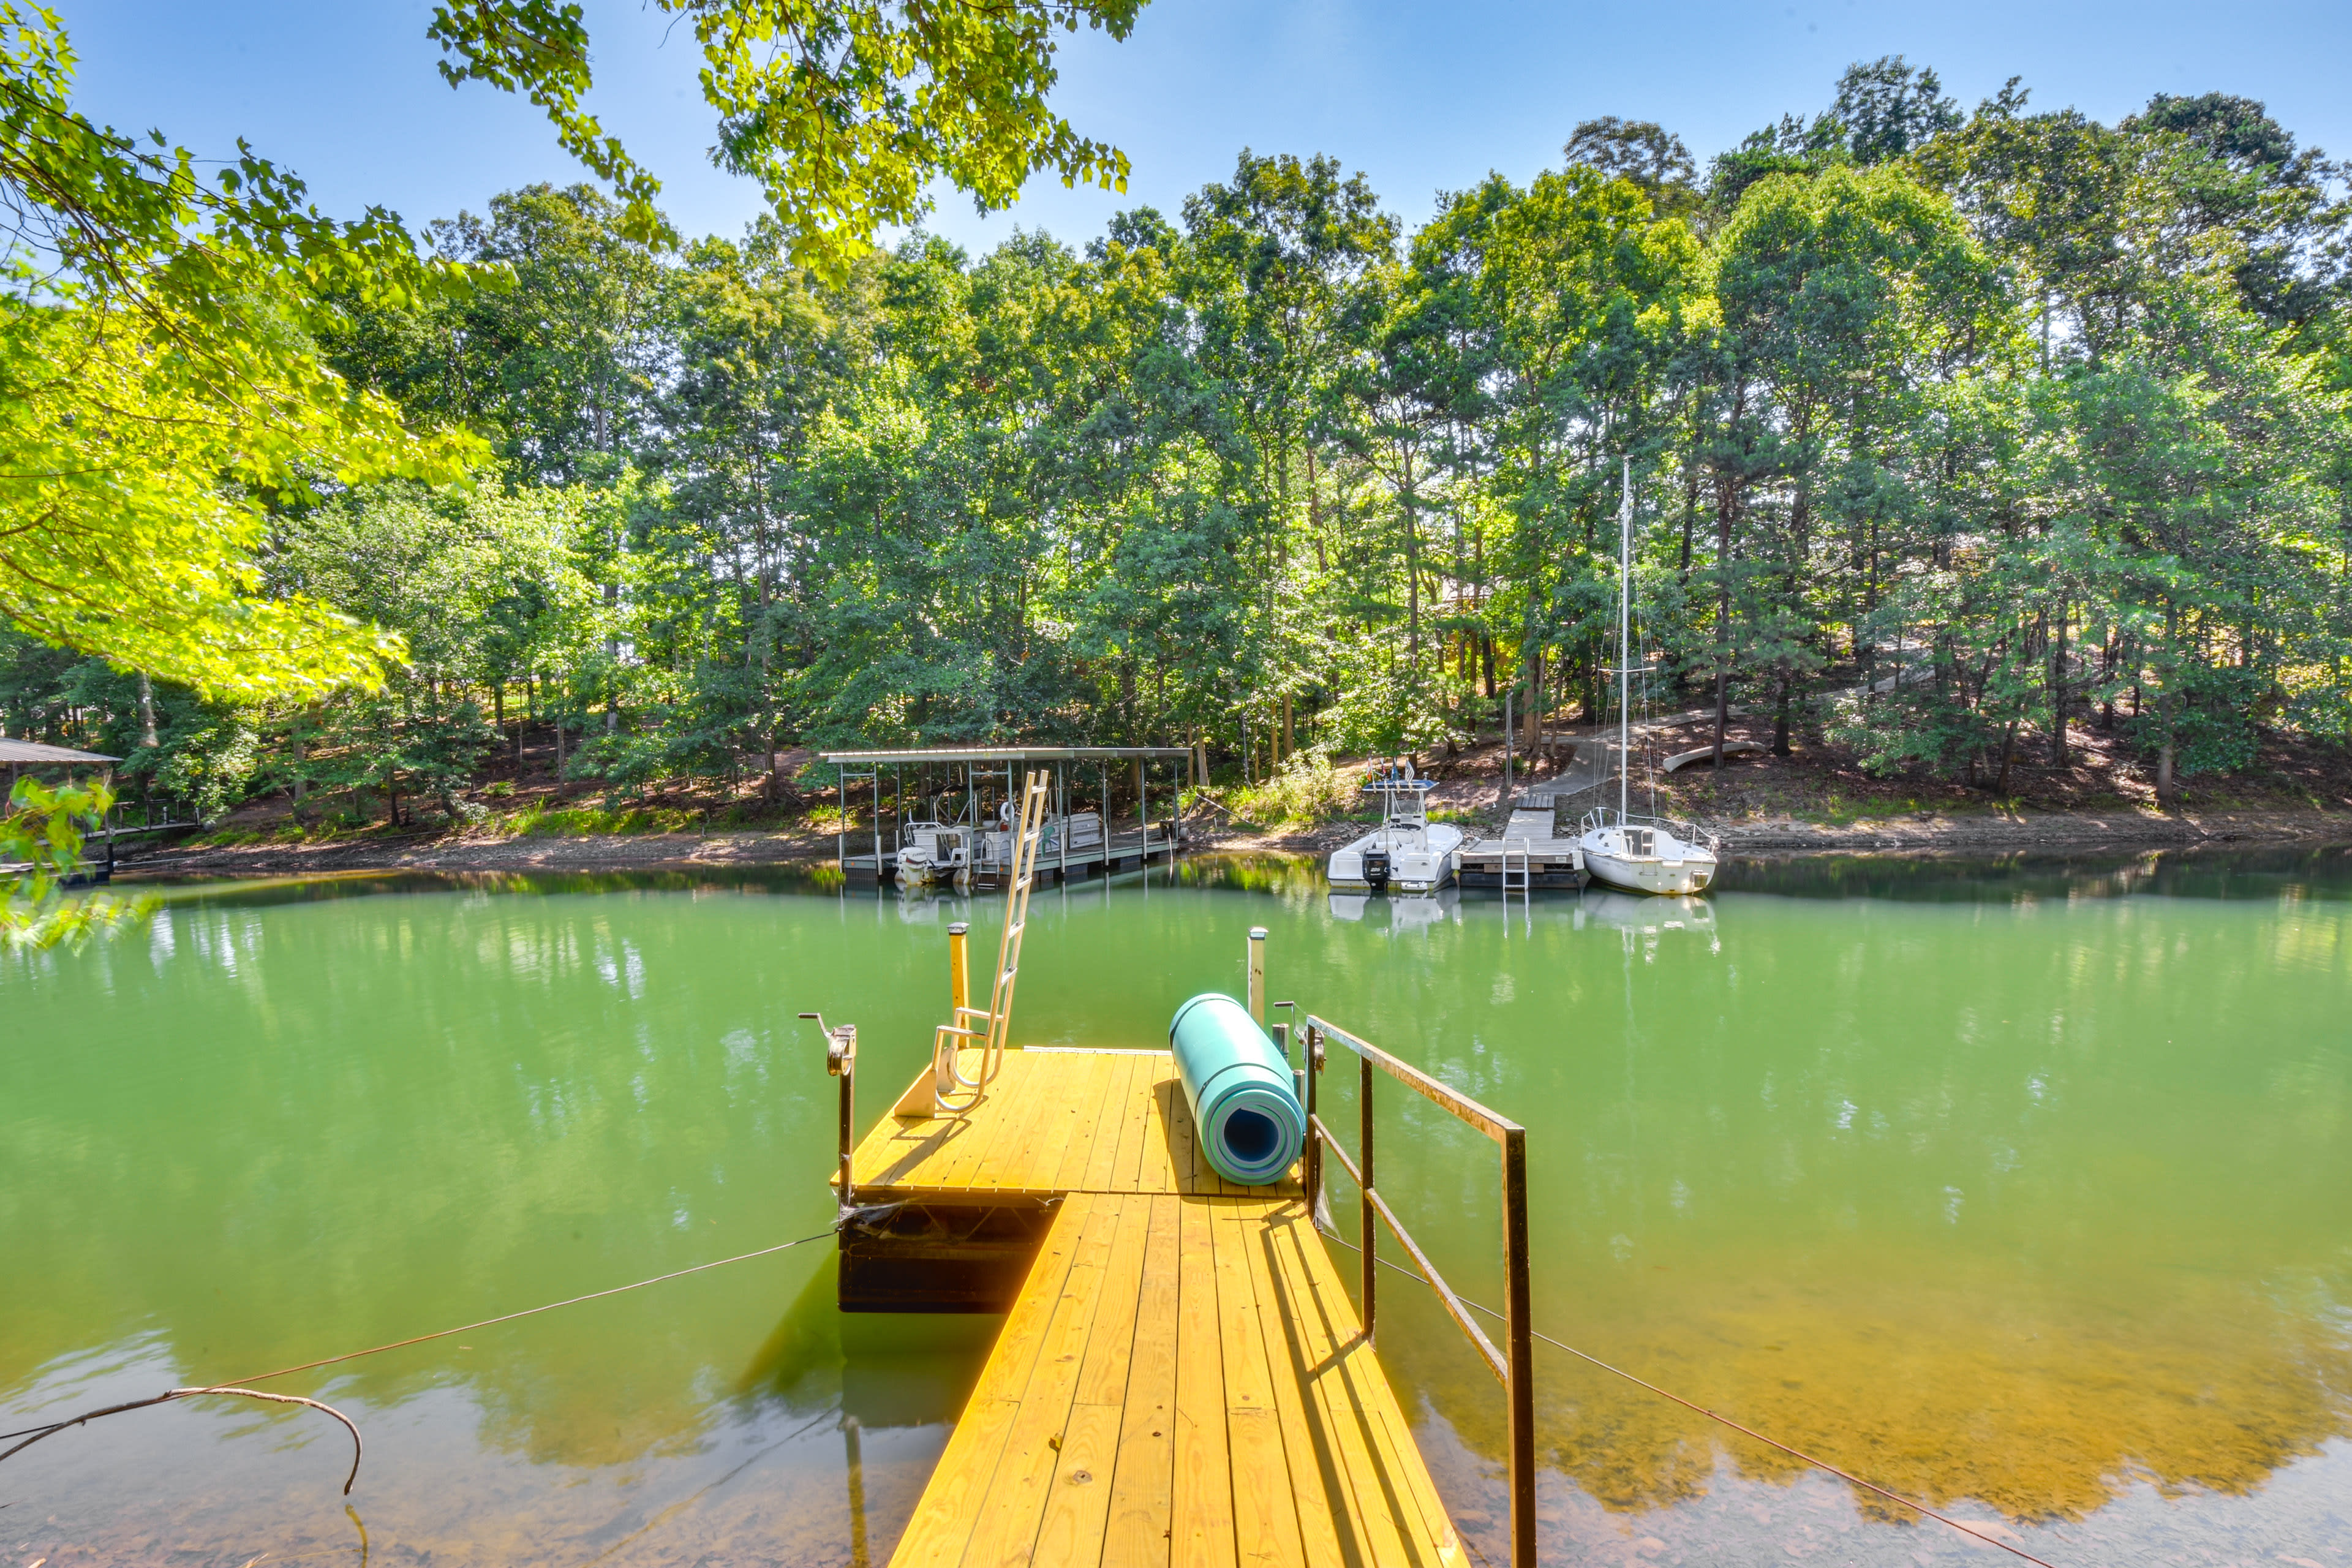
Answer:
1581 848 1716 895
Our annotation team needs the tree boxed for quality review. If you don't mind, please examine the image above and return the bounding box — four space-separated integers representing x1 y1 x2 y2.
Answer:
270 482 608 821
1564 118 1700 217
2 774 148 949
428 0 1146 272
0 6 479 698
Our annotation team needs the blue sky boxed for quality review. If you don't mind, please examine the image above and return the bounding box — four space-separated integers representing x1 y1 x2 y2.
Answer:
67 1 2352 254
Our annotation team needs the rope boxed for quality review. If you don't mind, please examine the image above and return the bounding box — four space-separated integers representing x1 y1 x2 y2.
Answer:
0 1226 840 1477
1317 1226 2059 1568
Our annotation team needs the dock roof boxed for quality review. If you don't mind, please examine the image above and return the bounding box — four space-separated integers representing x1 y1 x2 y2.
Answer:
0 739 121 765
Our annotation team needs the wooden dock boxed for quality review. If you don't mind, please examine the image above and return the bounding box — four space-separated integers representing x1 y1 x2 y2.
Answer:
840 1047 1469 1567
1456 807 1585 891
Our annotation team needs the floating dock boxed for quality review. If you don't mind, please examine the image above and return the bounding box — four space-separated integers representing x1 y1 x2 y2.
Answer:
838 1047 1470 1567
1457 807 1585 891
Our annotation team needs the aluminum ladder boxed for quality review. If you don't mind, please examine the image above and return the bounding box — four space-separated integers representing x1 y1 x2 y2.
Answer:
924 769 1049 1115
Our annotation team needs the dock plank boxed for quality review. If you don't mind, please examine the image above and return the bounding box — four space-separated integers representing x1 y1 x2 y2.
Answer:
1170 1195 1237 1568
1080 1054 1142 1194
1231 1203 1351 1567
862 1051 1458 1568
1258 1205 1464 1567
1101 1193 1181 1568
1211 1202 1306 1568
1039 1054 1118 1193
959 1194 1119 1568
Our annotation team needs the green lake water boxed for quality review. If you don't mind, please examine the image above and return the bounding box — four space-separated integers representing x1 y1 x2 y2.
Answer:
4 850 2351 1566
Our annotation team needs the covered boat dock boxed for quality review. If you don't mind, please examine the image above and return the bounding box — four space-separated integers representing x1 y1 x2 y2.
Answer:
821 746 1196 884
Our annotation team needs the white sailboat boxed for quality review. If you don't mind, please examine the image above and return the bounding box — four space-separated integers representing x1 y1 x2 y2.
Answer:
1327 766 1463 893
1579 459 1722 897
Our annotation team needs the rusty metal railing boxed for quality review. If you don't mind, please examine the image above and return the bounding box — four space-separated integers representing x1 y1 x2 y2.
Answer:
1302 1014 1534 1568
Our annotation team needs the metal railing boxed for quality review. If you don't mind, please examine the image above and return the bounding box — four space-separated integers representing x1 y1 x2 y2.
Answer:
1302 1014 1534 1568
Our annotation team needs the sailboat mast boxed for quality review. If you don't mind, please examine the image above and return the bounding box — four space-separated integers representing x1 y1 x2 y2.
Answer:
1619 456 1631 821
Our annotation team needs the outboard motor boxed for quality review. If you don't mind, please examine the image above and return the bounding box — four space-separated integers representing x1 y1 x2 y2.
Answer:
1362 848 1390 889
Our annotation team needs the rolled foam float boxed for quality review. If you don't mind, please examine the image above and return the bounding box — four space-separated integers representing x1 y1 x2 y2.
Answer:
1169 992 1305 1186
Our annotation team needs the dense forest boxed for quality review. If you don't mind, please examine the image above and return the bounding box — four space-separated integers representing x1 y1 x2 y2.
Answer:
6 56 2350 827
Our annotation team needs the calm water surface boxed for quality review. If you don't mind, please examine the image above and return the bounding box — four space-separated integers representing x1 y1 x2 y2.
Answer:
4 850 2350 1566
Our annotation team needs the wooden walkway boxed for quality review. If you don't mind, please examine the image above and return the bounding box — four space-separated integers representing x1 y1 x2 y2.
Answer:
846 1048 1467 1568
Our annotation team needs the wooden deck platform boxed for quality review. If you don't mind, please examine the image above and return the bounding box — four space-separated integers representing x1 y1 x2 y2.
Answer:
845 1047 1467 1567
846 1049 1293 1206
1457 808 1585 892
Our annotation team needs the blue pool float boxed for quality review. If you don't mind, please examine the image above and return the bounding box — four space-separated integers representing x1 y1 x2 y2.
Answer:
1169 992 1305 1186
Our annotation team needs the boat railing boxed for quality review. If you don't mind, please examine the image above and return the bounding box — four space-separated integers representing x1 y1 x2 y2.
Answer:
1301 1013 1534 1568
1578 804 1720 853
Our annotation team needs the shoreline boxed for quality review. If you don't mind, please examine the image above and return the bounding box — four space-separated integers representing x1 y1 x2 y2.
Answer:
113 804 2352 881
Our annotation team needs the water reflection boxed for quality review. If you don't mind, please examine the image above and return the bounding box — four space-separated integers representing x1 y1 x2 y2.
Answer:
4 847 2350 1564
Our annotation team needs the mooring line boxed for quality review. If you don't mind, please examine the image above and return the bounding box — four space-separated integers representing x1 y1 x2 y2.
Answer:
1317 1224 2059 1568
218 1225 843 1390
0 1226 840 1479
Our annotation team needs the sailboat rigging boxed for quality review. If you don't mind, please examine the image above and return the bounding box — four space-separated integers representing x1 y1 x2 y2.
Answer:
1577 458 1722 895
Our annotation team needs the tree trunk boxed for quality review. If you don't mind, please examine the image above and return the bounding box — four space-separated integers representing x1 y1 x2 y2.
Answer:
1521 646 1542 756
2049 598 2068 769
137 671 159 750
1995 717 2019 795
1403 467 1421 664
1772 673 1792 757
2100 629 2117 731
1679 461 1698 580
1712 494 1733 772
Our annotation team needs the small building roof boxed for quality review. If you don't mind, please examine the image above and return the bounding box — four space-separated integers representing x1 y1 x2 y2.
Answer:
820 745 1194 765
0 738 120 765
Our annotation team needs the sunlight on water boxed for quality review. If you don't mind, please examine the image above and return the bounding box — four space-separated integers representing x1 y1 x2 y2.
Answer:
4 850 2349 1564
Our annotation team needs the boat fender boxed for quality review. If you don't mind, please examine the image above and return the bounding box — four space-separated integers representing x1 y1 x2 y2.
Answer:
1168 992 1306 1186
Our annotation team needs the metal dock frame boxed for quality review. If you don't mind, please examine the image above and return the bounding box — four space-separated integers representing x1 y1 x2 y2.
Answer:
823 745 1197 883
1303 1014 1536 1568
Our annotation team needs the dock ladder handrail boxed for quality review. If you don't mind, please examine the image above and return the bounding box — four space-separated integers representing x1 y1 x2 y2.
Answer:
931 769 1049 1112
1302 1013 1535 1568
1501 837 1531 900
